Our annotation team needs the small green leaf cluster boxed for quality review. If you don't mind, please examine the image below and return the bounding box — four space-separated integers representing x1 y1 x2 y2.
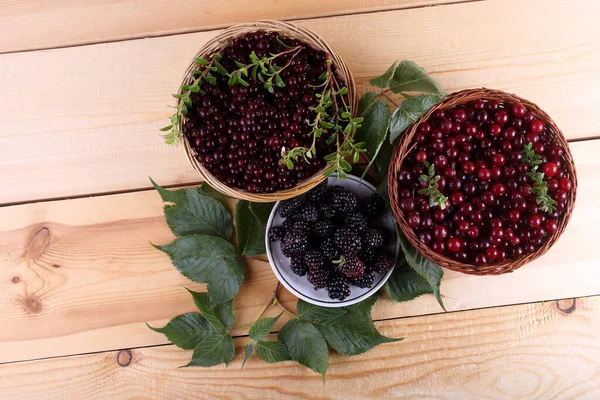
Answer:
418 161 449 210
522 143 557 213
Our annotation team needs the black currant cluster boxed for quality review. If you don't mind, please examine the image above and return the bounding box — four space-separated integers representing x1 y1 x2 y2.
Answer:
269 181 394 300
183 30 337 193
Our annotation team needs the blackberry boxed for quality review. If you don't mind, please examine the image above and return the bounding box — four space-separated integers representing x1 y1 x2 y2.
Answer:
329 186 358 213
319 201 337 219
307 267 330 289
351 269 376 288
290 256 308 276
300 203 319 222
361 193 385 218
358 247 376 264
362 228 384 249
327 273 351 300
282 218 294 232
279 198 303 218
304 250 324 270
313 219 335 237
292 220 311 235
281 230 309 256
335 255 365 278
371 251 394 273
320 237 340 260
334 228 362 255
343 213 368 232
268 226 285 242
307 180 328 203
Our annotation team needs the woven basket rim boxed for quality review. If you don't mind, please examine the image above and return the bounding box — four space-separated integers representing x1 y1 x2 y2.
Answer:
178 20 356 202
387 88 578 276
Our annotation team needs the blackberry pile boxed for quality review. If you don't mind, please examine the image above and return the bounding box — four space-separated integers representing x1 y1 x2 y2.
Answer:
269 181 393 300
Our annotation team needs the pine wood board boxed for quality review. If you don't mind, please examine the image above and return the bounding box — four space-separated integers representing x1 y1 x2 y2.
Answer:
1 0 599 205
0 139 598 364
1 296 599 399
0 0 459 54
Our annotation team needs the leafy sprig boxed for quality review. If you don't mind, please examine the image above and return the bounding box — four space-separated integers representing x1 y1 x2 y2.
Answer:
418 161 449 210
522 143 557 213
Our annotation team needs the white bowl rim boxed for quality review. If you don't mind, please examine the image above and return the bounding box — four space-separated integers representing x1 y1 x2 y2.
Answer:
265 173 399 308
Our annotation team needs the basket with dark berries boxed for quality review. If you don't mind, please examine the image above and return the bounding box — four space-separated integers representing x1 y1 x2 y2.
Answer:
388 88 577 275
161 20 359 202
266 175 399 306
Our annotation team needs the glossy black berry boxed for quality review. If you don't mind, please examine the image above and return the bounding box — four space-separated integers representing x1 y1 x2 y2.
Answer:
343 213 368 232
268 226 285 242
300 203 319 222
320 237 340 260
307 180 328 203
304 250 324 270
334 227 362 255
290 256 307 276
361 193 385 218
329 186 358 213
351 269 376 288
313 219 335 237
307 267 330 289
327 273 351 300
335 255 365 278
279 198 302 218
370 251 394 273
362 228 384 249
281 230 309 256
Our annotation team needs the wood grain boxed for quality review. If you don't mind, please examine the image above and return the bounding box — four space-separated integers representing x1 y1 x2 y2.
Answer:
0 0 459 54
1 0 599 204
0 139 598 364
2 296 600 399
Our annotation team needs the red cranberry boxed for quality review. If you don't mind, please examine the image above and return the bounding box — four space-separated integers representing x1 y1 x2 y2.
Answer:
542 162 559 177
511 102 527 118
544 219 558 233
415 151 427 163
494 110 509 125
529 214 543 228
558 177 572 192
407 213 421 228
431 240 445 254
446 237 462 252
530 120 545 134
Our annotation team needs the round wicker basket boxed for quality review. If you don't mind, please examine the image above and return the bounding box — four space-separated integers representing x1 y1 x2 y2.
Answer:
388 88 577 275
177 20 356 202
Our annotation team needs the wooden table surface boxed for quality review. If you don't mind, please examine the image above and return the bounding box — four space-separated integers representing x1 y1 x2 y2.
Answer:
1 0 600 398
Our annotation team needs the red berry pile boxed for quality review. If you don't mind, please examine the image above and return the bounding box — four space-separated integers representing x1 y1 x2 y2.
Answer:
269 181 393 300
183 30 337 193
396 99 573 265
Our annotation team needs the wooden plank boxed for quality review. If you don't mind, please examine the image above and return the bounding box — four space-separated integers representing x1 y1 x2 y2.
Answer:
1 0 599 204
0 0 458 54
0 139 598 364
1 296 600 399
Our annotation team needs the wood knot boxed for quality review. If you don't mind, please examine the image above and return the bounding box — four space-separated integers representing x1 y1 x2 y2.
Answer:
556 298 577 314
52 264 60 268
117 349 133 367
23 295 43 314
12 276 20 284
26 227 50 259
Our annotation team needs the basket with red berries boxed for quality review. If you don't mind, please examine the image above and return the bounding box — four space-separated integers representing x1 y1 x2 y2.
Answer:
161 20 358 202
388 88 577 275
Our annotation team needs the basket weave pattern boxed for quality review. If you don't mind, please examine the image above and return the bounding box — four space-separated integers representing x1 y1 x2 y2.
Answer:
179 20 356 202
388 88 577 275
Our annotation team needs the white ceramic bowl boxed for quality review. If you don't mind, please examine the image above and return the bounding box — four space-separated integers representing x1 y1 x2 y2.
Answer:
265 174 399 307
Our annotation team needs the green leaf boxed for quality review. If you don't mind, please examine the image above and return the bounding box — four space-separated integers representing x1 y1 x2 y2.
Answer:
160 125 173 132
154 235 244 307
398 232 446 311
389 60 445 95
199 182 230 199
358 92 378 118
186 332 235 367
369 61 398 88
250 313 283 341
194 57 210 66
278 318 328 378
236 201 268 257
389 94 442 143
354 99 391 179
150 178 232 239
242 343 254 368
275 74 285 88
249 202 275 230
256 340 291 363
384 259 433 302
213 60 229 76
374 140 393 180
186 289 234 331
147 313 213 350
296 299 399 356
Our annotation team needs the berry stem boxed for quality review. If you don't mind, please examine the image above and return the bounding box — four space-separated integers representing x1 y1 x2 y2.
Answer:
418 161 449 210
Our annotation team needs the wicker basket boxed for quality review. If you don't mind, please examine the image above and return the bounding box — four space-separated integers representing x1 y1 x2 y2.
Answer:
177 20 356 202
388 88 577 275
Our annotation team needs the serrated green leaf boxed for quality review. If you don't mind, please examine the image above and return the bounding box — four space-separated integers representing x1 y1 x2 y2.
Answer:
242 343 254 368
186 289 234 331
296 299 399 356
278 318 328 377
150 179 232 239
389 94 442 144
154 235 244 307
398 232 446 311
384 259 433 302
369 61 398 88
249 202 275 227
354 99 391 179
236 200 269 257
250 313 283 341
256 340 291 363
198 182 230 199
147 313 213 350
389 60 445 95
186 332 235 367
